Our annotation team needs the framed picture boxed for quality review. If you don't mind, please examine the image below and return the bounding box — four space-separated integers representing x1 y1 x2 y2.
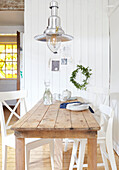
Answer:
51 60 60 71
61 58 67 65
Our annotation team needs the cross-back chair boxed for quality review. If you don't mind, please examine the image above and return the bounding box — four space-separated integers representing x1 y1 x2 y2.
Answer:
85 86 110 123
0 90 54 170
69 104 117 170
87 86 109 107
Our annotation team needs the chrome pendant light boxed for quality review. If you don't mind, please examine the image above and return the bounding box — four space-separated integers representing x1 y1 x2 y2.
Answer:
34 1 74 54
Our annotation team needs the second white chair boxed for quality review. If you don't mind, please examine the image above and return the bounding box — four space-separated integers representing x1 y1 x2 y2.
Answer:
69 104 117 170
64 86 110 152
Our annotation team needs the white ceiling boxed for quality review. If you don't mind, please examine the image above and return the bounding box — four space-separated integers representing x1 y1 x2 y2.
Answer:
0 11 24 26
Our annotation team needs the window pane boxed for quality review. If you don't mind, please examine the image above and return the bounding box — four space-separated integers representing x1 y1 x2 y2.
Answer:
0 43 17 79
6 45 12 53
0 70 5 78
6 62 12 71
6 53 12 61
0 45 5 52
13 70 17 78
0 53 5 61
0 62 5 69
13 53 17 61
13 62 17 70
6 71 12 78
13 45 17 53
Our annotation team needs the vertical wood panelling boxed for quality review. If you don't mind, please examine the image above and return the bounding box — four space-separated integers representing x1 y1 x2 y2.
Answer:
59 0 67 94
73 0 81 96
110 6 119 154
25 0 109 109
65 0 74 95
81 0 88 66
102 0 109 88
31 0 39 106
38 0 46 100
88 0 96 87
24 0 32 109
96 0 103 87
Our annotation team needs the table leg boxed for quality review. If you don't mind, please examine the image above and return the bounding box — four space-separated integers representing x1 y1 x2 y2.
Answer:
54 139 63 170
88 137 97 170
15 137 25 170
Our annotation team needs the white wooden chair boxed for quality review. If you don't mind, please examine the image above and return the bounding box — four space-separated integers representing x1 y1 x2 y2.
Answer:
64 87 110 152
69 104 117 170
0 90 54 170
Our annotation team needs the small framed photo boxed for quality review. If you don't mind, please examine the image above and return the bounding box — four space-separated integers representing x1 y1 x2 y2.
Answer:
51 60 60 71
61 58 67 65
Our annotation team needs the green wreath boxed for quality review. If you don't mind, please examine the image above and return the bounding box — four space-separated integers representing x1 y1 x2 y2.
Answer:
70 65 92 90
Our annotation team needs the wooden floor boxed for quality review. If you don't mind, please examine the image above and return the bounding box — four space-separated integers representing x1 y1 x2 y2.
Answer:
0 107 119 170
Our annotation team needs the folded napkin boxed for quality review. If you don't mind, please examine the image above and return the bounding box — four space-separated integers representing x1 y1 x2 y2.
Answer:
60 101 94 114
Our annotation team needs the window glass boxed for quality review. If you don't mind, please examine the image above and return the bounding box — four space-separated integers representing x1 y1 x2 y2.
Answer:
0 45 5 52
0 44 17 79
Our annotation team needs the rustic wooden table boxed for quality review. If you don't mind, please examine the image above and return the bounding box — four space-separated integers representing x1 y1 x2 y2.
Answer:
11 100 100 170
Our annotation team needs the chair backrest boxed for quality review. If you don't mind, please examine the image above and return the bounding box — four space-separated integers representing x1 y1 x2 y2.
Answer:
87 86 110 107
99 104 114 142
0 90 27 139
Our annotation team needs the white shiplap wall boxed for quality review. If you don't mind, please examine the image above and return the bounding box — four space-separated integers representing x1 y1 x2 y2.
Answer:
24 0 109 109
110 6 119 155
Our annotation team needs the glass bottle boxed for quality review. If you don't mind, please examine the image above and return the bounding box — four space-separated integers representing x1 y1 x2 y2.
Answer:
43 82 53 105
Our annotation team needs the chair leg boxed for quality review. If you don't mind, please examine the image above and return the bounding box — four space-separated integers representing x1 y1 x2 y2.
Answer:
69 140 79 170
100 143 109 170
106 141 117 170
2 145 7 170
64 139 69 152
77 140 87 170
26 147 30 170
49 141 54 170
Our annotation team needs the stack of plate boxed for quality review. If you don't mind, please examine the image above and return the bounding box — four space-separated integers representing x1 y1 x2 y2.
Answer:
66 103 89 111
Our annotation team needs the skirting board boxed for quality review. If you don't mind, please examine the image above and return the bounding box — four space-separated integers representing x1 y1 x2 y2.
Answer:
113 140 119 156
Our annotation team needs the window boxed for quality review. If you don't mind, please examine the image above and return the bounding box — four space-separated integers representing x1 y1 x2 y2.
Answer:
0 44 17 79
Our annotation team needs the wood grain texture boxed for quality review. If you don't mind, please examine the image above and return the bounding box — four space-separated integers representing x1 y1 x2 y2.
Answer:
88 137 97 170
83 110 100 130
14 130 97 139
15 137 25 170
71 111 88 129
12 101 100 133
54 139 63 170
12 101 43 128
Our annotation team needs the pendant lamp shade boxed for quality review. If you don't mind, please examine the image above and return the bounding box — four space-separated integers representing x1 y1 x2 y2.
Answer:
34 1 74 53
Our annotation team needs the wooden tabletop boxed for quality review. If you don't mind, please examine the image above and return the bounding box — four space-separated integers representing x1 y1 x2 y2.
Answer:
12 100 100 139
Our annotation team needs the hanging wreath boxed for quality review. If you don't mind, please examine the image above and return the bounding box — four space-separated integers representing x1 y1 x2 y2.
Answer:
70 65 92 90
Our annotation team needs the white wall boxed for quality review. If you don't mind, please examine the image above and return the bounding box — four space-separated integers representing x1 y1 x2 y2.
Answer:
0 26 24 34
110 6 119 155
110 7 119 93
24 0 109 109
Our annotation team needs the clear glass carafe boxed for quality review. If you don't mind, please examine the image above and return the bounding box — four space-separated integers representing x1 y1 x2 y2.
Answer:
43 82 53 105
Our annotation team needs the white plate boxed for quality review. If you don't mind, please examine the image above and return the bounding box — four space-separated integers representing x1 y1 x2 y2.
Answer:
67 97 77 101
66 103 89 111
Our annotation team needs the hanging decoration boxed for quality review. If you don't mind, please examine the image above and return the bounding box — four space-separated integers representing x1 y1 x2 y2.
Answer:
70 65 92 90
